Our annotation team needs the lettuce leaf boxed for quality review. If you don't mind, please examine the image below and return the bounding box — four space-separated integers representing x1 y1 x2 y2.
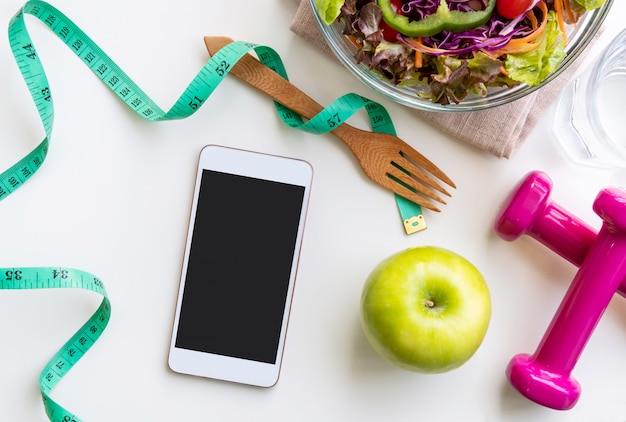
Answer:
425 52 513 104
316 0 345 25
504 11 566 87
574 0 607 9
358 39 416 84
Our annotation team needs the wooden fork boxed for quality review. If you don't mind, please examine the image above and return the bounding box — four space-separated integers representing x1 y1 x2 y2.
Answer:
204 37 456 212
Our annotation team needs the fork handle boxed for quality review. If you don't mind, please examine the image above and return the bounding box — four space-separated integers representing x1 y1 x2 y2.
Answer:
203 36 361 151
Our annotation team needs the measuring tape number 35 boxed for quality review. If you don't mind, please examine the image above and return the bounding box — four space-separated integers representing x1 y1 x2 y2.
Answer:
1 267 110 422
2 1 424 420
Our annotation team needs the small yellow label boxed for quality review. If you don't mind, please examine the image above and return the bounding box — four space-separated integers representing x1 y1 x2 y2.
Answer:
404 215 427 234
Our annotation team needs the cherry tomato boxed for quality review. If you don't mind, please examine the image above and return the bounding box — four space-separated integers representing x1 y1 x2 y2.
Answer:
381 0 404 42
496 0 533 19
381 21 400 42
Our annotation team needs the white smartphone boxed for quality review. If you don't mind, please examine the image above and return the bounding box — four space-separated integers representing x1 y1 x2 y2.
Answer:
168 144 313 387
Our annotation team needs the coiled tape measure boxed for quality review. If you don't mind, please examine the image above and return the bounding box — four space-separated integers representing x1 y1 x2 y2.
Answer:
1 1 425 420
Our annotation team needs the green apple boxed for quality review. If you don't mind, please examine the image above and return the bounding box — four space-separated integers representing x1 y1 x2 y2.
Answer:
360 246 491 373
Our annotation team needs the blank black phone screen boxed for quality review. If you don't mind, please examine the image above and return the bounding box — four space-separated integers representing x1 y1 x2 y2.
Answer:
175 169 306 364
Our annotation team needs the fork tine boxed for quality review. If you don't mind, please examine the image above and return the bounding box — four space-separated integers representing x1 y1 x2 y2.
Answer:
374 168 443 212
399 147 457 190
392 154 452 197
380 173 443 213
386 166 447 205
400 190 442 213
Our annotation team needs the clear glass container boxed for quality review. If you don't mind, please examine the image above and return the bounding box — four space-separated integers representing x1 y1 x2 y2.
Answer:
553 27 626 172
310 0 614 112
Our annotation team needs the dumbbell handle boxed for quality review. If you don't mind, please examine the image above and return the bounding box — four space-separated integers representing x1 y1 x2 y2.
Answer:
507 187 626 410
523 200 596 267
532 223 626 372
494 171 626 298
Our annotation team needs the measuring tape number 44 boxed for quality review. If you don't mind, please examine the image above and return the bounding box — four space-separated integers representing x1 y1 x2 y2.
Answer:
1 1 424 420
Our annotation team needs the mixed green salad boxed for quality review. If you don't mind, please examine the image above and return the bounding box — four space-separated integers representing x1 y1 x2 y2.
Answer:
316 0 608 105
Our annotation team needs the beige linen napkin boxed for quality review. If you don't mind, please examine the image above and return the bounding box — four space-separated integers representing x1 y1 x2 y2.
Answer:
290 0 586 158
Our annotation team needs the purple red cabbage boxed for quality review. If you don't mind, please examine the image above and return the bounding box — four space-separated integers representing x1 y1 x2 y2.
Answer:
337 0 569 104
396 0 542 56
405 4 539 56
400 0 490 18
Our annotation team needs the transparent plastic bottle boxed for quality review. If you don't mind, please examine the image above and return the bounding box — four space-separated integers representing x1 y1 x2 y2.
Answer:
553 28 626 177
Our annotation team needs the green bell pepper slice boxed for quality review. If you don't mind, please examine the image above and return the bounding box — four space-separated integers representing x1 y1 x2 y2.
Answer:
378 0 497 37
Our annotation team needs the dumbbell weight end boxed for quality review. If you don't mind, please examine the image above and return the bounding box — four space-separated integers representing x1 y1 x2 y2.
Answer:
506 353 581 410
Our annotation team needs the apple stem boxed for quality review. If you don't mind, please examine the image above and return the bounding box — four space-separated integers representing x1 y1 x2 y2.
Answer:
424 300 435 308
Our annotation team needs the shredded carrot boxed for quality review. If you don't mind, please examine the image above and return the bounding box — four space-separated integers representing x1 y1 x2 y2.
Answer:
402 1 561 61
554 0 568 45
346 35 361 49
403 37 449 55
414 37 423 68
486 1 549 57
526 7 539 28
508 2 548 43
491 39 543 56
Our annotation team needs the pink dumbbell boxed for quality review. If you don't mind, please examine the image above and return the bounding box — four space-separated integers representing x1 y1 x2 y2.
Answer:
494 171 626 410
495 171 626 298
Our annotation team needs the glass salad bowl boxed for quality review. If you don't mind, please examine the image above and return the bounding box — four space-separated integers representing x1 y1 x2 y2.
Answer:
309 0 614 112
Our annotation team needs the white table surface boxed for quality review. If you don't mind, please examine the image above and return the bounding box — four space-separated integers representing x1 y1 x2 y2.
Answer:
1 1 625 420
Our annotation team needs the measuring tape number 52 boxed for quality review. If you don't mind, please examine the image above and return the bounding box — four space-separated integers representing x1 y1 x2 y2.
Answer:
2 1 424 421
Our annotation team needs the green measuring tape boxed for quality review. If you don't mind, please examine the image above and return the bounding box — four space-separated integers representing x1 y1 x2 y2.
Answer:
1 268 110 422
1 1 425 420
